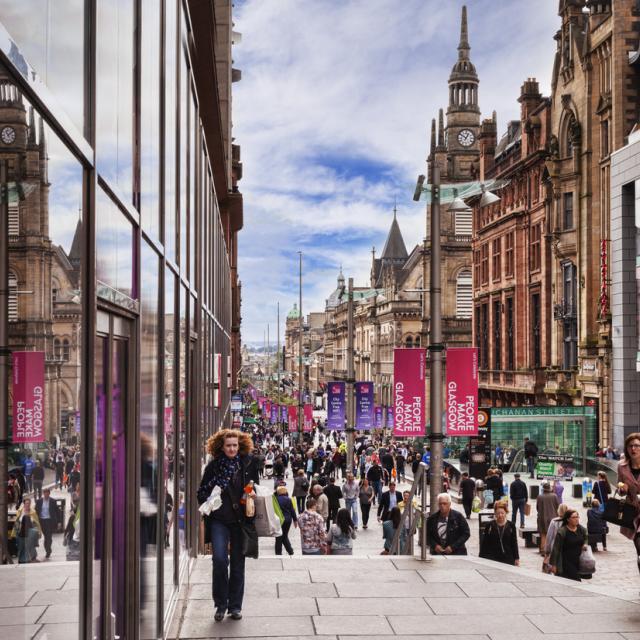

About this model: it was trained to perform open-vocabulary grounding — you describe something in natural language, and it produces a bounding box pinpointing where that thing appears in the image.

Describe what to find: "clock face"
[1,126,16,145]
[457,129,475,147]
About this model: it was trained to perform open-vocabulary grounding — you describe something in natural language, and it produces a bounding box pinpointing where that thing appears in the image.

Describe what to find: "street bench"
[518,526,539,548]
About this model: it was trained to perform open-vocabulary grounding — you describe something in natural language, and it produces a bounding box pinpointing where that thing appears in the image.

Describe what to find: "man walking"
[24,453,35,494]
[342,472,359,529]
[32,460,45,500]
[509,472,528,528]
[35,488,61,559]
[377,481,403,523]
[459,472,476,519]
[323,477,343,532]
[425,493,470,555]
[524,437,538,479]
[366,460,384,504]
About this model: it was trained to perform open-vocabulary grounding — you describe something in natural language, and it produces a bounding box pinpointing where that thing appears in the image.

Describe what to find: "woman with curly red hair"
[197,429,259,621]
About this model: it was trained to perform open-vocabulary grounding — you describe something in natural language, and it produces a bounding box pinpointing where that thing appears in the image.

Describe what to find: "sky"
[233,0,561,344]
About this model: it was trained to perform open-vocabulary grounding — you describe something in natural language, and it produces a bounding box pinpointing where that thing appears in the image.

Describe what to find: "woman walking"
[274,486,297,556]
[593,470,611,506]
[550,509,588,581]
[479,502,519,566]
[326,508,356,555]
[617,432,640,577]
[359,478,374,529]
[12,497,42,563]
[197,429,259,622]
[292,469,309,513]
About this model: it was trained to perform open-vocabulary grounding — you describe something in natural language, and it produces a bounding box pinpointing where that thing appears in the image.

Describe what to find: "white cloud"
[234,0,559,342]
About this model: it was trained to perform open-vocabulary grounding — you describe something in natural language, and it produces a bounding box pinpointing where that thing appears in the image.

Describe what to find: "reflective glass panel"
[1,66,83,638]
[179,53,188,272]
[164,0,178,262]
[96,0,134,202]
[0,0,85,134]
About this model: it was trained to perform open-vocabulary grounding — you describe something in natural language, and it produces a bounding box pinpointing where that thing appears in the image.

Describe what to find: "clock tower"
[444,5,480,182]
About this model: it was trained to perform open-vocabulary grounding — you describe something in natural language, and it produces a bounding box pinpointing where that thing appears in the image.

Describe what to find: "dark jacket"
[292,475,310,497]
[550,524,587,576]
[485,474,503,500]
[197,455,259,544]
[587,508,607,536]
[524,441,538,459]
[426,509,470,555]
[509,479,528,501]
[377,490,403,521]
[479,520,519,565]
[35,496,61,523]
[366,464,384,483]
[276,494,298,524]
[460,478,476,501]
[323,484,343,510]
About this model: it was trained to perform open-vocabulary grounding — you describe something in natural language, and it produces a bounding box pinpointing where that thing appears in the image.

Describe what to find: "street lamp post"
[413,141,503,514]
[346,277,355,473]
[297,251,303,440]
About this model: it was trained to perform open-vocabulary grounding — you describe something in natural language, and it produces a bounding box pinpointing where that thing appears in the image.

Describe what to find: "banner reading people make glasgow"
[12,351,45,443]
[393,348,425,438]
[327,381,346,430]
[445,347,478,436]
[287,405,297,431]
[355,382,374,430]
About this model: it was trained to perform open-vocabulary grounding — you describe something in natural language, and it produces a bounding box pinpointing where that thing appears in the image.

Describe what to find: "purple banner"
[386,406,394,430]
[270,403,279,425]
[327,381,346,430]
[374,405,383,429]
[280,404,288,423]
[355,382,374,430]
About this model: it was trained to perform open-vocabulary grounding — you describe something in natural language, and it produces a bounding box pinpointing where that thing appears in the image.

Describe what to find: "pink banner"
[445,347,478,436]
[303,404,313,432]
[12,351,45,443]
[287,405,298,432]
[164,407,173,434]
[393,348,426,438]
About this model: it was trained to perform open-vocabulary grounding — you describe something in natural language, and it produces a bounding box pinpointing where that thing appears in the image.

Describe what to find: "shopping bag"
[524,503,532,516]
[483,489,494,507]
[471,496,481,513]
[578,546,596,574]
[253,487,283,537]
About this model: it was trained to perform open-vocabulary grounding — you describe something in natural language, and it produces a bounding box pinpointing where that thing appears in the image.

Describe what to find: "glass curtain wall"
[0,0,235,636]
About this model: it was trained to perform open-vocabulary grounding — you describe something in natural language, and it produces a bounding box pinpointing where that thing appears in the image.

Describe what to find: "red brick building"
[473,79,553,406]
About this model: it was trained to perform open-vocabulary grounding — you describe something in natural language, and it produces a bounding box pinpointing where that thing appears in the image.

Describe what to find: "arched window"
[54,338,62,359]
[414,336,421,348]
[405,336,413,348]
[456,270,473,319]
[62,339,70,361]
[8,271,17,322]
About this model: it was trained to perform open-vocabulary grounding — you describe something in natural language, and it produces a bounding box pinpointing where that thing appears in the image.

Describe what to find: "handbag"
[239,521,259,559]
[524,503,532,516]
[601,491,637,529]
[578,545,596,574]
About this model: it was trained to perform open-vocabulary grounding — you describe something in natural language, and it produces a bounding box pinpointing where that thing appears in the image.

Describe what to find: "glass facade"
[0,2,241,638]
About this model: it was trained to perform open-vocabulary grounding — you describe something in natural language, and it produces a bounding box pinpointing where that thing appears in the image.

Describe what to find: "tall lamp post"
[346,277,355,473]
[413,131,503,513]
[297,251,303,440]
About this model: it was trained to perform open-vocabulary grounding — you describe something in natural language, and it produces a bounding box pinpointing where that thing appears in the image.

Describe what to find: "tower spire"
[437,108,445,148]
[458,5,470,58]
[430,118,436,156]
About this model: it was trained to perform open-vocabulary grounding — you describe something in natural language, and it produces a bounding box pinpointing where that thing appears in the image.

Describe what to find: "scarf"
[212,455,241,492]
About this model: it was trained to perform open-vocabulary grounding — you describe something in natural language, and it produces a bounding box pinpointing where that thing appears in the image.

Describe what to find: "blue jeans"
[526,457,535,477]
[372,480,383,503]
[210,519,245,612]
[511,499,526,527]
[345,498,358,527]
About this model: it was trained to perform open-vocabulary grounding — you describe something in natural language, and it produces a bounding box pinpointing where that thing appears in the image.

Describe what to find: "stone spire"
[430,118,436,157]
[458,5,470,58]
[380,210,408,261]
[437,108,445,149]
[28,106,36,144]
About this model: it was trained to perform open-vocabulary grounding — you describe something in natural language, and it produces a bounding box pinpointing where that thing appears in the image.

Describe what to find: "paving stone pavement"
[169,554,640,639]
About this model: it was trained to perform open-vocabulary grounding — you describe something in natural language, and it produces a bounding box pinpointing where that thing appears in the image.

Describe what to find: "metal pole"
[346,277,355,473]
[267,323,270,395]
[0,161,10,564]
[429,163,443,513]
[277,302,283,441]
[298,251,303,439]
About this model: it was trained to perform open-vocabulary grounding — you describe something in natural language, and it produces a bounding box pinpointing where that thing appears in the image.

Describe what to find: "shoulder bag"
[601,490,637,529]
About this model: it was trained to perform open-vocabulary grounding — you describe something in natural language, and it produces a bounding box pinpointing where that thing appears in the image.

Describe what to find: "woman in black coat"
[197,429,259,621]
[479,501,520,566]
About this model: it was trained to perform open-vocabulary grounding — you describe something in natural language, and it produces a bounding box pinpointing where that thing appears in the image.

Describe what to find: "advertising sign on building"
[445,347,478,436]
[393,348,426,437]
[12,351,45,443]
[303,404,313,432]
[280,405,288,424]
[536,454,575,480]
[287,405,298,432]
[327,381,346,430]
[355,382,374,430]
[231,394,243,413]
[374,405,383,429]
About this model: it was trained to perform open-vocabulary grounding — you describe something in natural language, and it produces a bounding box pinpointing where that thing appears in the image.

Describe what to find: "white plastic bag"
[253,485,282,537]
[578,545,596,574]
[199,485,222,516]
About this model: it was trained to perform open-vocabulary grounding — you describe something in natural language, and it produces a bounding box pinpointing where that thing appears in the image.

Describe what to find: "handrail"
[389,462,429,559]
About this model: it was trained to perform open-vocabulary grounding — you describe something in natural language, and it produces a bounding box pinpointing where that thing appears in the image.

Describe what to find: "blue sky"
[233,0,560,344]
